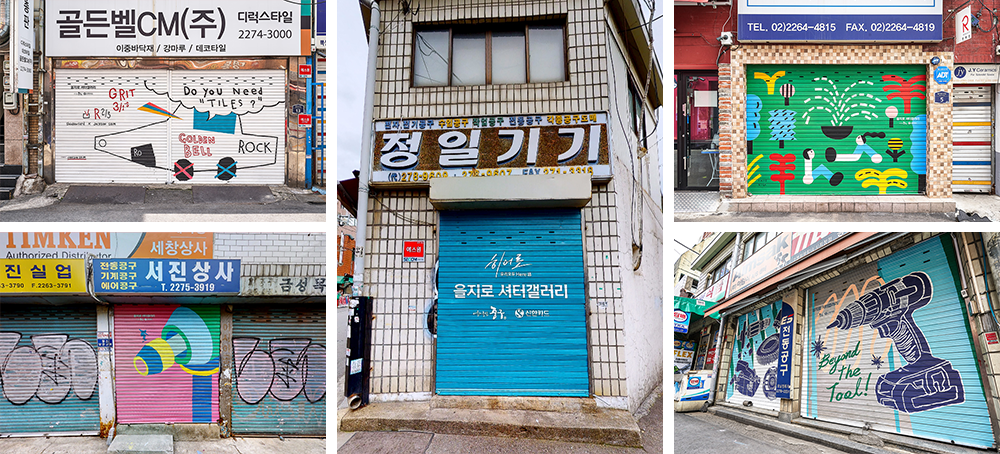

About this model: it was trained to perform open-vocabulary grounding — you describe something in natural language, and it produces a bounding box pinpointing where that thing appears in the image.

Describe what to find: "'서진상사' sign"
[45,0,310,57]
[93,258,240,294]
[0,259,87,294]
[372,112,610,184]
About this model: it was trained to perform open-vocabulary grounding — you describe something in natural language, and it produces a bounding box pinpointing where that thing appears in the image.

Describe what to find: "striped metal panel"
[436,209,589,396]
[724,299,782,412]
[114,304,220,424]
[54,69,286,184]
[746,65,926,195]
[952,85,992,193]
[803,236,994,448]
[0,305,99,435]
[232,305,325,435]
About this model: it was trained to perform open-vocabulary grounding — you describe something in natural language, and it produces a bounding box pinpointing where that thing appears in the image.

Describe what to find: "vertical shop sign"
[11,0,33,93]
[776,302,794,398]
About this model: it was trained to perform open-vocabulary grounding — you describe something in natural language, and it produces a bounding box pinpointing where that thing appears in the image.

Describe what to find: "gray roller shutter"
[952,85,993,193]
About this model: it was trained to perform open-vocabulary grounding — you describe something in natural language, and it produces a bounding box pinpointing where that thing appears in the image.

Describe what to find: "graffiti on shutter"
[233,337,326,404]
[0,333,97,405]
[726,299,791,411]
[746,65,926,195]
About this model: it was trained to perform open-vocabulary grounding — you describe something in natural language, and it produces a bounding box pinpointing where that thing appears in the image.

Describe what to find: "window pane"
[414,30,450,87]
[452,32,486,86]
[491,31,526,84]
[528,26,564,82]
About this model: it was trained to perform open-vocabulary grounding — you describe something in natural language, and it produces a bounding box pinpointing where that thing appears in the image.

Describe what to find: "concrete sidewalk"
[0,436,326,454]
[708,404,988,454]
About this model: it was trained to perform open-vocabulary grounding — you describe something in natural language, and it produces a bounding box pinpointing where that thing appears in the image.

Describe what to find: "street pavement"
[0,184,325,222]
[337,391,664,454]
[0,436,326,454]
[675,411,849,454]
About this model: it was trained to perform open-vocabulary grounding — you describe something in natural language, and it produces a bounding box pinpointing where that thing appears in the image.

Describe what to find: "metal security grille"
[54,69,286,184]
[745,65,926,195]
[232,305,325,435]
[436,209,589,396]
[804,236,994,448]
[114,304,221,424]
[0,305,99,435]
[724,299,783,412]
[952,85,992,193]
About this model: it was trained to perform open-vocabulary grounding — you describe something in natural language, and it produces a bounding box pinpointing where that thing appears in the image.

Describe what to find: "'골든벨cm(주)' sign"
[738,0,942,42]
[371,112,611,184]
[93,258,240,294]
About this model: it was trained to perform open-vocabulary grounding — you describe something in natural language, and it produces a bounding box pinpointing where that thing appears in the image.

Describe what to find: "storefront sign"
[46,0,309,57]
[3,232,213,259]
[371,112,611,184]
[0,258,87,293]
[953,65,1000,84]
[240,276,326,296]
[674,310,691,333]
[11,0,34,93]
[93,258,240,294]
[695,273,729,302]
[776,302,795,399]
[403,241,425,262]
[738,0,942,42]
[730,232,848,297]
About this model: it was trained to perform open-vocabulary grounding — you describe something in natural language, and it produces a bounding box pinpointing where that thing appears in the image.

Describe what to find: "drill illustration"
[826,271,964,413]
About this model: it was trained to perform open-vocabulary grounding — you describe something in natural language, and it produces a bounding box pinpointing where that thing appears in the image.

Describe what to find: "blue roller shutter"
[232,305,325,435]
[1,305,99,435]
[437,209,589,396]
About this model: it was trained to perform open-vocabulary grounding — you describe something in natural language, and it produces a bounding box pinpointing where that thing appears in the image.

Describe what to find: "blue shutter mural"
[1,305,100,435]
[805,235,994,448]
[437,209,589,396]
[725,299,790,412]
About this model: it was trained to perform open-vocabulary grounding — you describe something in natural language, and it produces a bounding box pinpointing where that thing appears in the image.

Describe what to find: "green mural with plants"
[745,65,927,195]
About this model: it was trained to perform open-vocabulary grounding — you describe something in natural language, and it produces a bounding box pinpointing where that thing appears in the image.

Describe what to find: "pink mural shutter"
[114,304,220,424]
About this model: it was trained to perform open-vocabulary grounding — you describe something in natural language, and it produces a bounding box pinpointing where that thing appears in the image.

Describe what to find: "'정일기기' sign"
[0,259,86,294]
[93,258,240,294]
[372,113,611,184]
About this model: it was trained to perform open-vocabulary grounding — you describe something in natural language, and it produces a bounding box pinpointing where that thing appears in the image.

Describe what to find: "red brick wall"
[675,4,736,70]
[338,232,355,278]
[924,0,999,63]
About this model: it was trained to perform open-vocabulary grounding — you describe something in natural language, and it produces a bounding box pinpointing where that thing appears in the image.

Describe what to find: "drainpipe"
[353,0,380,297]
[706,312,727,407]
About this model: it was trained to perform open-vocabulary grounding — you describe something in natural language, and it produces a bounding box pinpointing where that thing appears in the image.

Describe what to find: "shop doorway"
[676,73,720,190]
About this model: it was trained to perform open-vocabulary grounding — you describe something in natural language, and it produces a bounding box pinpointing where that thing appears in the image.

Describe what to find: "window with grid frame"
[413,22,567,87]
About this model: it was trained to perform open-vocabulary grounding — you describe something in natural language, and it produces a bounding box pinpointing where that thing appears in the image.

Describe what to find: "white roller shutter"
[54,69,286,185]
[952,85,993,193]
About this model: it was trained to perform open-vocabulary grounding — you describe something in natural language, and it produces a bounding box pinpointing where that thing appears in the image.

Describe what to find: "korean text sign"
[738,0,942,42]
[372,112,611,184]
[0,259,86,294]
[93,258,240,294]
[46,0,309,57]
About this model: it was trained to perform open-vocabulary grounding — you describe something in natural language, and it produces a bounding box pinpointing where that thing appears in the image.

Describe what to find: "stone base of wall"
[727,195,955,213]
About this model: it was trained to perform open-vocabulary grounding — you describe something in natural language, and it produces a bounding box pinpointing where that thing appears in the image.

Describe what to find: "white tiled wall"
[214,233,326,277]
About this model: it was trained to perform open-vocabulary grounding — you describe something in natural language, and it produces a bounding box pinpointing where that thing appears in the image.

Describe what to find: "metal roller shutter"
[1,304,99,435]
[725,299,783,412]
[746,65,926,195]
[952,85,993,193]
[803,236,994,448]
[232,305,325,435]
[436,209,589,396]
[114,304,220,424]
[54,69,286,184]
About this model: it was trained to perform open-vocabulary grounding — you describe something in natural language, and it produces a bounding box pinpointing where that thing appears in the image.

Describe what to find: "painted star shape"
[810,339,827,358]
[871,354,884,370]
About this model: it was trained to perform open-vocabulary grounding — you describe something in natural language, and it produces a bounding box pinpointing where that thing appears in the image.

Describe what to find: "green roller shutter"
[746,65,926,195]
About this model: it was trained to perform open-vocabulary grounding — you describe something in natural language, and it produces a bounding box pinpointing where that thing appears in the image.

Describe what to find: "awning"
[673,296,721,319]
[337,276,353,285]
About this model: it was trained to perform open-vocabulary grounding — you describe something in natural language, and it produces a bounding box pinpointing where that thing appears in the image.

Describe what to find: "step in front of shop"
[0,165,21,200]
[729,195,955,213]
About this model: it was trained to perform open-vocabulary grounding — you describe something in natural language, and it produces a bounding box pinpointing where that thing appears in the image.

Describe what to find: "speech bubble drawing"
[144,73,284,119]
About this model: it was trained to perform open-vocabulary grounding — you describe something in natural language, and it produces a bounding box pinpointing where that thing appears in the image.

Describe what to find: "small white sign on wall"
[957,6,973,44]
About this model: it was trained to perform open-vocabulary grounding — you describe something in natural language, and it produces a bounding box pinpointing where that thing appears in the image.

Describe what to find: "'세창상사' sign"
[45,0,310,57]
[372,112,610,184]
[93,258,240,294]
[0,259,87,294]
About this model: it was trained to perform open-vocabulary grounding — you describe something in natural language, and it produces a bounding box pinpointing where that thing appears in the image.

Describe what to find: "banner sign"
[729,232,848,297]
[94,258,239,294]
[776,302,795,399]
[11,0,34,93]
[738,0,942,42]
[372,112,611,184]
[1,259,87,294]
[45,0,310,57]
[4,232,213,260]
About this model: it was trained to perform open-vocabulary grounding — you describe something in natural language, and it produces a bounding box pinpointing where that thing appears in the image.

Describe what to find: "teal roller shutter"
[232,305,325,435]
[1,305,99,435]
[746,65,926,195]
[437,209,589,396]
[804,236,994,448]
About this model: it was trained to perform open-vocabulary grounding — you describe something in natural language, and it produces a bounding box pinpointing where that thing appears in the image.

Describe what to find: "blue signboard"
[674,310,691,333]
[776,302,795,399]
[739,0,942,42]
[93,259,240,294]
[933,66,952,84]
